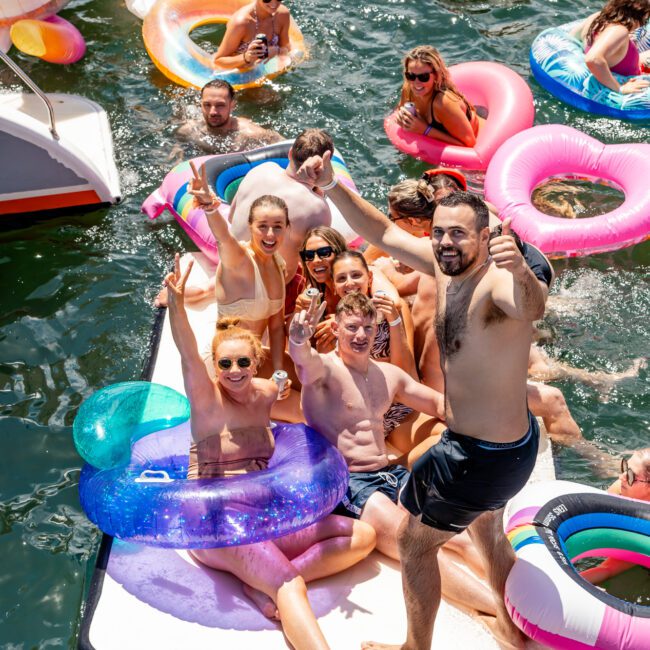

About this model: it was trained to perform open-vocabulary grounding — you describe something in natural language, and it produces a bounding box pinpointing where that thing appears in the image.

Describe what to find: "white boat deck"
[0,91,120,204]
[82,253,554,650]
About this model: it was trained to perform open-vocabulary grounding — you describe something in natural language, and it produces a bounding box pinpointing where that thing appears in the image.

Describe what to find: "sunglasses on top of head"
[405,71,432,83]
[300,246,334,262]
[217,357,252,370]
[621,457,650,486]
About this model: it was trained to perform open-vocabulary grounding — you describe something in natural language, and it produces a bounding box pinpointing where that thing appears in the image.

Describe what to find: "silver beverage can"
[374,290,388,323]
[272,370,288,397]
[403,102,417,115]
[306,287,321,305]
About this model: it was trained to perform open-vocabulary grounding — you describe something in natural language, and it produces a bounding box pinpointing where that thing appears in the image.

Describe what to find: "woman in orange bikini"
[165,253,375,650]
[395,45,484,148]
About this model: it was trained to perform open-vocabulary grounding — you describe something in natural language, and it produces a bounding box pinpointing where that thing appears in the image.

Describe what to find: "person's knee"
[398,515,448,557]
[276,574,308,603]
[352,520,377,554]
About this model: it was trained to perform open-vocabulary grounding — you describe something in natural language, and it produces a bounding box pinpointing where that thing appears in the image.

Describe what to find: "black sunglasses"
[263,0,283,3]
[300,246,334,262]
[405,71,432,83]
[217,357,252,370]
[621,457,650,486]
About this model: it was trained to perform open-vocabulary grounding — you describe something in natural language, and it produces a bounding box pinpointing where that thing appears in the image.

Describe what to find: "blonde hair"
[211,317,264,364]
[388,179,435,220]
[400,45,473,111]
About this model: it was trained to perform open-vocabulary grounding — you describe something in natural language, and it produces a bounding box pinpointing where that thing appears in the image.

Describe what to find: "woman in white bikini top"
[188,161,288,375]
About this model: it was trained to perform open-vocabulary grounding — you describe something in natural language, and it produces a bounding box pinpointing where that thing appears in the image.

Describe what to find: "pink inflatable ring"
[484,125,650,258]
[384,61,534,170]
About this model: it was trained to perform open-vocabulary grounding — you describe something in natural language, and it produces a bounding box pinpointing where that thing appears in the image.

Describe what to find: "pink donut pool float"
[484,125,650,258]
[384,61,534,170]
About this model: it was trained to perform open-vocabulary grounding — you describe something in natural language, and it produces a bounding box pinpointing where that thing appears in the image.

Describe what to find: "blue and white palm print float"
[530,20,650,120]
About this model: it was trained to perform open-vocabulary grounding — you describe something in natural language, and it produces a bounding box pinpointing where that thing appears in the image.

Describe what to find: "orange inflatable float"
[142,0,306,89]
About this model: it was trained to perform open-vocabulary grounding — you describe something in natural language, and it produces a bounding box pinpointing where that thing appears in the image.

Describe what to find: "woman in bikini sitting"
[213,0,291,70]
[573,0,650,94]
[165,255,375,650]
[395,45,485,148]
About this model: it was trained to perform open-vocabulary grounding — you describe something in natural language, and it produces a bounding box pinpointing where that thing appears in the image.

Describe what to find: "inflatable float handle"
[135,469,174,483]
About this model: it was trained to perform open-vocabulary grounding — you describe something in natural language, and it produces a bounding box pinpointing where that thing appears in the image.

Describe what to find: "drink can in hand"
[374,290,389,323]
[306,287,320,306]
[272,370,288,397]
[403,102,417,116]
[255,33,268,57]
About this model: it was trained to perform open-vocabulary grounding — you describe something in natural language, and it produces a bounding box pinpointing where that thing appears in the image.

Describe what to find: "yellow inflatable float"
[142,0,307,90]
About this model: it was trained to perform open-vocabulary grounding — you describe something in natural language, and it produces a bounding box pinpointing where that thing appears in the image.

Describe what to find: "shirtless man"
[229,128,333,281]
[175,79,282,155]
[288,294,500,620]
[295,150,547,649]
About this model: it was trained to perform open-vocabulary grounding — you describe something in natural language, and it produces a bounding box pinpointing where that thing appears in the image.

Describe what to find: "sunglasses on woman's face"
[217,357,252,370]
[621,457,650,486]
[262,0,283,3]
[300,245,334,262]
[405,71,432,83]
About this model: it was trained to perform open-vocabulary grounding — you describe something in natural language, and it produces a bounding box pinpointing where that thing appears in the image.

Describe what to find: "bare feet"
[360,643,402,650]
[243,584,279,620]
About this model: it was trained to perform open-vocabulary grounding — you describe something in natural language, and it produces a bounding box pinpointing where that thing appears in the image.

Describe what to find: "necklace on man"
[446,257,491,295]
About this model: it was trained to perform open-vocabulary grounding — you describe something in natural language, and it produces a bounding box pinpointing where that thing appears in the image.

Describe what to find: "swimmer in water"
[175,79,282,156]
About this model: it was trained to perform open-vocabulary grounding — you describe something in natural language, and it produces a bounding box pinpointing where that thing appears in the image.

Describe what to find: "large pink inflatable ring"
[384,61,534,170]
[484,125,650,258]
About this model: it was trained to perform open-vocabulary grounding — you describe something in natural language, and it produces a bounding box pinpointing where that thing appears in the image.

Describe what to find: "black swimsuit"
[427,91,473,136]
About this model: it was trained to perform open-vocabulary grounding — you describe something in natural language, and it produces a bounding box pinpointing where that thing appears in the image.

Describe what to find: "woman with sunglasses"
[396,45,484,148]
[573,0,650,94]
[581,449,650,585]
[293,227,399,351]
[164,254,376,649]
[213,0,291,70]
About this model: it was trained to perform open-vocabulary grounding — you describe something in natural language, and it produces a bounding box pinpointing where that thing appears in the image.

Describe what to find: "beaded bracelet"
[423,125,432,137]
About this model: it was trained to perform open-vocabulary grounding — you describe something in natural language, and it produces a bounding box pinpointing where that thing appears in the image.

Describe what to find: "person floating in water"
[175,79,282,155]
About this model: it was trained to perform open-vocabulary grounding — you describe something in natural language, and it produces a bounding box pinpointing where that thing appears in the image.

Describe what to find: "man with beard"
[295,151,546,650]
[176,80,282,155]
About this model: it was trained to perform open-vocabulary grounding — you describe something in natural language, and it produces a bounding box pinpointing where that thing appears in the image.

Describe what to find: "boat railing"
[0,50,59,140]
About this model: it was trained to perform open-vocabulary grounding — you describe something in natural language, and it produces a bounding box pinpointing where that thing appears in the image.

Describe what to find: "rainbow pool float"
[142,141,363,262]
[504,480,650,650]
[0,0,85,64]
[142,0,306,89]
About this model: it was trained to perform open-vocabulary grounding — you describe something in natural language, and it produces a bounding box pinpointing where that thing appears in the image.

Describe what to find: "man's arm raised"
[288,300,328,386]
[488,219,546,322]
[296,151,435,276]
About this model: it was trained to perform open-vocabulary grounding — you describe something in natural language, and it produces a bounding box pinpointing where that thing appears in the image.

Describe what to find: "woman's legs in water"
[190,542,330,650]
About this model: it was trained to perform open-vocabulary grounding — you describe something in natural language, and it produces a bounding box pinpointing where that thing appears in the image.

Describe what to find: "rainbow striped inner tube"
[504,480,650,650]
[530,19,650,120]
[142,140,361,263]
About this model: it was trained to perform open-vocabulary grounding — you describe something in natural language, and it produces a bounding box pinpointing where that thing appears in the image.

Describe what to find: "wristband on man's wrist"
[320,177,338,192]
[388,315,402,327]
[423,125,432,137]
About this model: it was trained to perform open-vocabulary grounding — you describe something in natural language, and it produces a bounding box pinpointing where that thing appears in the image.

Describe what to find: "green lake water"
[0,0,648,646]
